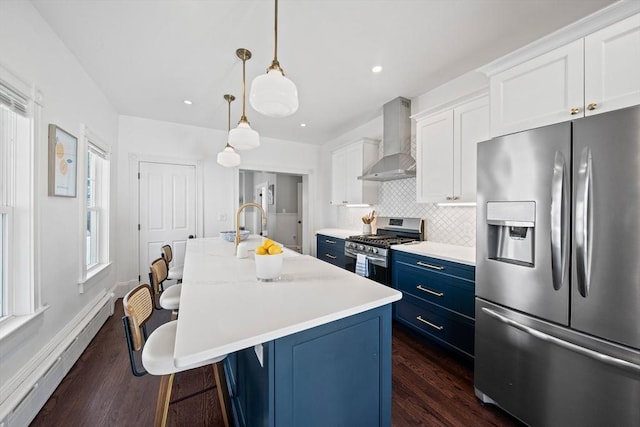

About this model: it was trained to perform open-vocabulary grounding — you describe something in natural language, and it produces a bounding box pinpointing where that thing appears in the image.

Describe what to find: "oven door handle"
[344,249,386,266]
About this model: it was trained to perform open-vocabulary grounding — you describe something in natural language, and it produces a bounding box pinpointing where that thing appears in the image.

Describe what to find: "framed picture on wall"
[48,124,78,197]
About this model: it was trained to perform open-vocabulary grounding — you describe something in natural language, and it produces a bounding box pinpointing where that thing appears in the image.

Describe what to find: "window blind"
[0,80,28,116]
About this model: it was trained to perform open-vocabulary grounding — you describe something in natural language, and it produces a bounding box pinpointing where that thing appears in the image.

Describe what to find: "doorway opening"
[239,170,303,253]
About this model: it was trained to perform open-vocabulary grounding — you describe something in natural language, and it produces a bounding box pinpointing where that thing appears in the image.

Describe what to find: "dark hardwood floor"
[31,300,522,427]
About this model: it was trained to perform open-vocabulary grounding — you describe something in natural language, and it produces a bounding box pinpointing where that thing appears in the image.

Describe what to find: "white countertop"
[316,228,358,239]
[173,237,401,368]
[392,241,476,266]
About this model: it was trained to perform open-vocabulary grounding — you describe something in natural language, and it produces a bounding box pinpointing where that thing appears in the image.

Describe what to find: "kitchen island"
[174,237,402,427]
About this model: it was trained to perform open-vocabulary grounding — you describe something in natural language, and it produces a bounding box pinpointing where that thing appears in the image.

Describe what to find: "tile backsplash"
[336,178,476,247]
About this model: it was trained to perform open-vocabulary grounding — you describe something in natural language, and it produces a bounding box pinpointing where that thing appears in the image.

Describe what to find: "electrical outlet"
[218,213,227,221]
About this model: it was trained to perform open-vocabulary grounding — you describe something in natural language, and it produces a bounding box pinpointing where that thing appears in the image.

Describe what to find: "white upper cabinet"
[454,97,490,203]
[584,13,640,116]
[416,109,454,203]
[330,138,379,205]
[416,96,489,204]
[490,13,640,137]
[490,39,584,137]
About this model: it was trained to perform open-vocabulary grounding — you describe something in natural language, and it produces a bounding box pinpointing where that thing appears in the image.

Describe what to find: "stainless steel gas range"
[344,217,424,285]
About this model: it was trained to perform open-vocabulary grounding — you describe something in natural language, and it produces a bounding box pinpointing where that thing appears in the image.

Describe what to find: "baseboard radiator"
[0,291,114,427]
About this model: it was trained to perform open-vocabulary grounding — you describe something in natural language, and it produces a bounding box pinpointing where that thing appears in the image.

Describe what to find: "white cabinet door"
[344,143,364,204]
[490,39,584,137]
[330,148,347,205]
[585,13,640,116]
[416,109,454,203]
[454,96,490,203]
[330,139,379,205]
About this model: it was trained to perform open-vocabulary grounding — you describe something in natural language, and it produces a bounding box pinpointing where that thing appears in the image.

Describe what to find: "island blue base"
[224,305,393,427]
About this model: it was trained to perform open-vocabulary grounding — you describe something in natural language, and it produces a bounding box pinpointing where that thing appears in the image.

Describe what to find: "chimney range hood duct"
[358,97,415,181]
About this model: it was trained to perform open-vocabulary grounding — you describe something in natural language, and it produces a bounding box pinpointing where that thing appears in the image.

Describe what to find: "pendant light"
[249,0,299,118]
[217,94,241,168]
[228,48,260,151]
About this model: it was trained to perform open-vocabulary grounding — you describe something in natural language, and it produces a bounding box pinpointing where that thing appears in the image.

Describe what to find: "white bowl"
[255,253,283,281]
[219,230,250,242]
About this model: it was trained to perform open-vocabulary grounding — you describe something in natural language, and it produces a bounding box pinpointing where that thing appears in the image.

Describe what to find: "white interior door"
[138,162,196,283]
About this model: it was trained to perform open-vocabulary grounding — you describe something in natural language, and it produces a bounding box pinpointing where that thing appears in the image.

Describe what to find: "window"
[0,71,37,323]
[80,129,110,290]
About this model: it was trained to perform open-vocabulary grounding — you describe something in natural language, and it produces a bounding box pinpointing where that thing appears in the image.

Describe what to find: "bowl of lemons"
[254,238,284,281]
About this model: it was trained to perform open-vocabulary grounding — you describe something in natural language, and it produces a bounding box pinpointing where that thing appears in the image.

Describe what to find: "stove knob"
[358,245,364,251]
[371,248,378,254]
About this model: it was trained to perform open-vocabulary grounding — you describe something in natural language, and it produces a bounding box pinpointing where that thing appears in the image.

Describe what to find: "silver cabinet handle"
[416,261,444,271]
[324,239,336,244]
[575,147,593,297]
[416,285,444,297]
[324,254,337,259]
[550,151,568,291]
[482,307,640,375]
[416,316,444,331]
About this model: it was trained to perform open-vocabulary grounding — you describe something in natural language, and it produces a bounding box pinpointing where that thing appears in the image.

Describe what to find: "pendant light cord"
[235,49,252,124]
[225,94,234,148]
[269,0,283,73]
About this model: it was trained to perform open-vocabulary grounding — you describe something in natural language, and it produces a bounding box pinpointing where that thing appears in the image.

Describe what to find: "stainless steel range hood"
[358,97,415,181]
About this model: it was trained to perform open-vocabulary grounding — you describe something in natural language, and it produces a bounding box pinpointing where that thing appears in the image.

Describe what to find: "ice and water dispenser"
[486,201,536,267]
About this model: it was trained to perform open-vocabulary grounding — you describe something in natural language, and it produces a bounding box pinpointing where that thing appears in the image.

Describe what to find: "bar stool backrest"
[161,245,173,264]
[123,284,154,351]
[149,257,168,294]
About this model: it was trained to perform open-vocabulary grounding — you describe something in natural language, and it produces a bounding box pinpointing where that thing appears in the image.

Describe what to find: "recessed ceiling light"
[371,65,383,73]
[183,99,193,105]
[300,123,307,127]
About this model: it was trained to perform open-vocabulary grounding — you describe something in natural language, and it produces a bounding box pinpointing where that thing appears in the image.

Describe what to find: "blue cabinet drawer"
[395,295,475,358]
[316,235,345,268]
[394,262,474,318]
[393,250,475,281]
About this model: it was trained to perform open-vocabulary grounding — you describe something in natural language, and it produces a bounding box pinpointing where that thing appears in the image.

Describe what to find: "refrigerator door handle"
[576,147,593,297]
[481,308,640,375]
[550,151,568,290]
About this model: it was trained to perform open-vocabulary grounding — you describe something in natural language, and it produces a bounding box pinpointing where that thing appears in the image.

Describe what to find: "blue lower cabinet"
[392,250,476,358]
[225,305,393,427]
[316,234,346,268]
[396,294,475,358]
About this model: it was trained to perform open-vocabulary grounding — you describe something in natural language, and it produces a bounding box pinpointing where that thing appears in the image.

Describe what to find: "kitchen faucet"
[235,202,267,255]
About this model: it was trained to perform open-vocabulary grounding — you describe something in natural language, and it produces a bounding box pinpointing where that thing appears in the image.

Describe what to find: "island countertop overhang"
[173,237,402,368]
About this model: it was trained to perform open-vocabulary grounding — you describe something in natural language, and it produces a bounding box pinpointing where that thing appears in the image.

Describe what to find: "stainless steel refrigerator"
[475,105,640,426]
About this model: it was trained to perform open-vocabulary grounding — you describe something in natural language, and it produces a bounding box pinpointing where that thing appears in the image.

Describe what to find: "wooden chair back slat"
[123,284,154,351]
[161,245,173,263]
[150,257,168,294]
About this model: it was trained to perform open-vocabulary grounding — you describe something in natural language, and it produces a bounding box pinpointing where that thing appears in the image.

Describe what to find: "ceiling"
[31,0,615,145]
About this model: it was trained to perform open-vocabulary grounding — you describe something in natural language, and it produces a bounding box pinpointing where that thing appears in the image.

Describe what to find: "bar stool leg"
[213,362,232,427]
[154,373,175,427]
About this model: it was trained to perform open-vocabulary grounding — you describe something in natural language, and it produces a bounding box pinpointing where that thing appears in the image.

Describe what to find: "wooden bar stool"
[150,257,181,317]
[161,244,184,283]
[122,284,232,427]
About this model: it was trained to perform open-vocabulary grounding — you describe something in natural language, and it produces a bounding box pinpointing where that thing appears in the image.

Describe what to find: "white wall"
[117,116,322,287]
[0,0,119,414]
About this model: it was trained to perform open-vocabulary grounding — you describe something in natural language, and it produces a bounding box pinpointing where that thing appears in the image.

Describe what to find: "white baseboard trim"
[112,279,139,299]
[0,288,114,425]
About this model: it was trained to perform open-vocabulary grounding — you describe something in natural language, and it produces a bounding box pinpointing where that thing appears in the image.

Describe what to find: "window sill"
[78,261,112,294]
[0,305,50,343]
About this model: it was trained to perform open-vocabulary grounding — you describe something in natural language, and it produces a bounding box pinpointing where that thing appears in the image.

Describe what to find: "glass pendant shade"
[217,145,240,167]
[250,69,299,117]
[228,121,259,151]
